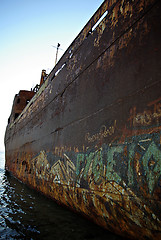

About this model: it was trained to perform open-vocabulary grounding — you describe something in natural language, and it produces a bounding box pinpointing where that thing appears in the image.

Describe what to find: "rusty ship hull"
[4,0,161,239]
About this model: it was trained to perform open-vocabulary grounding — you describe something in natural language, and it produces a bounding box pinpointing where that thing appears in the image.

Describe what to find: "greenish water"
[0,152,124,240]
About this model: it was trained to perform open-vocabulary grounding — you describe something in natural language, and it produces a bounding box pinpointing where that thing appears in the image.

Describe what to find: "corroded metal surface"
[5,0,161,239]
[8,90,35,124]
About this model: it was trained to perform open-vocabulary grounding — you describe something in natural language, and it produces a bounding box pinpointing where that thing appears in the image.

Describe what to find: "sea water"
[0,152,124,240]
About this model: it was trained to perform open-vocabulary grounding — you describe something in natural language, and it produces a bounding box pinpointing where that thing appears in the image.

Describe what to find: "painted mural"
[31,97,161,197]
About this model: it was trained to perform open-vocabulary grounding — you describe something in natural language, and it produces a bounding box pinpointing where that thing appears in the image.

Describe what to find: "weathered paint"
[4,0,161,239]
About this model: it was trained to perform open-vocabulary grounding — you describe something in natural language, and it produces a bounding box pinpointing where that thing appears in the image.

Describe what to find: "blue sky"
[0,0,104,152]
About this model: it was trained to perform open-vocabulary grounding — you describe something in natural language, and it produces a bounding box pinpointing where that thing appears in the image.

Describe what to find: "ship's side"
[4,1,161,239]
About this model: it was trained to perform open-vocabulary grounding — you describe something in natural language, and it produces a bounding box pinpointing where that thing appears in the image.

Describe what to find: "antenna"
[52,43,63,65]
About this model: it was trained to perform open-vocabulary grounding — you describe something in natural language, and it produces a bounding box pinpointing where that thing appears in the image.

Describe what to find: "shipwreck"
[5,0,161,239]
